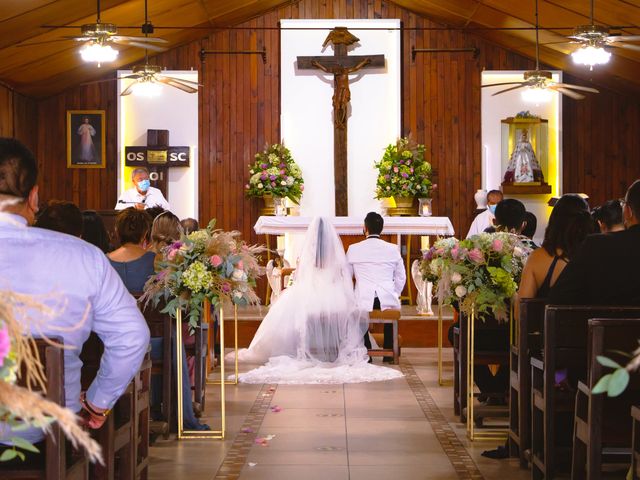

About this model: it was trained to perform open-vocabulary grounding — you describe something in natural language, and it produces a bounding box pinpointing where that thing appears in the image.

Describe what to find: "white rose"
[258,183,264,189]
[455,285,467,298]
[281,181,287,186]
[451,272,462,284]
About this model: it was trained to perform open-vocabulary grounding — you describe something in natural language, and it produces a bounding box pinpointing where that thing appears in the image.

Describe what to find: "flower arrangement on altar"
[420,232,533,321]
[0,291,101,463]
[374,137,433,199]
[141,220,266,329]
[245,143,304,204]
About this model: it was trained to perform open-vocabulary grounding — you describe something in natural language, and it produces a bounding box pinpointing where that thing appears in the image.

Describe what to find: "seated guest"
[485,199,537,250]
[550,180,640,305]
[151,210,183,254]
[34,200,83,237]
[518,194,593,300]
[522,211,538,241]
[592,199,624,233]
[181,217,199,235]
[148,209,208,430]
[467,189,503,238]
[82,210,111,253]
[107,208,155,293]
[115,167,169,211]
[0,138,149,446]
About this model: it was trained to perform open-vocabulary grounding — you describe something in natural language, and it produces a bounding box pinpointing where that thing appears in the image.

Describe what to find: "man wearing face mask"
[466,189,503,238]
[115,167,170,210]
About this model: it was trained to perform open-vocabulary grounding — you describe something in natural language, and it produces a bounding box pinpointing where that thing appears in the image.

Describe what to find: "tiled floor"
[148,348,530,480]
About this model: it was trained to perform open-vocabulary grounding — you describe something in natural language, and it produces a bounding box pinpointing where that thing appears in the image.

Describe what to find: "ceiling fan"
[555,0,640,68]
[482,0,599,100]
[85,0,199,96]
[18,0,168,65]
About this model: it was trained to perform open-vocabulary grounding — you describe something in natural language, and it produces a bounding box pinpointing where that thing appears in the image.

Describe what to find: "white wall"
[481,71,563,244]
[280,19,401,217]
[117,70,199,220]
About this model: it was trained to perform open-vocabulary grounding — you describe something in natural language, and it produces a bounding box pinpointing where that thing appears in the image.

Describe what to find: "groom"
[347,212,406,362]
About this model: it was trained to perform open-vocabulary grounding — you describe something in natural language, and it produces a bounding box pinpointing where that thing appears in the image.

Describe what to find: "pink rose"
[237,260,244,270]
[300,185,304,191]
[451,245,459,260]
[210,255,223,267]
[0,324,10,366]
[492,239,503,252]
[167,249,178,261]
[393,167,399,173]
[221,282,231,293]
[468,248,484,264]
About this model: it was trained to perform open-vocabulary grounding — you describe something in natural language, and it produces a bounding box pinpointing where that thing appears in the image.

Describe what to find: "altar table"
[254,216,455,304]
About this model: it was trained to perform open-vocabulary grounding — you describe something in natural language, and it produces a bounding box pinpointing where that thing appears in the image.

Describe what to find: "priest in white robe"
[115,167,170,210]
[466,189,503,238]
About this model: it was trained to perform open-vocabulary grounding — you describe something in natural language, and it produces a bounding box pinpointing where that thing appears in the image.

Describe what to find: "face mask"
[488,204,497,214]
[137,179,150,192]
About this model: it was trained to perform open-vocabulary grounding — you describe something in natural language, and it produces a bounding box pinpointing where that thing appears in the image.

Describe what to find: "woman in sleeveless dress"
[518,194,594,300]
[233,217,403,384]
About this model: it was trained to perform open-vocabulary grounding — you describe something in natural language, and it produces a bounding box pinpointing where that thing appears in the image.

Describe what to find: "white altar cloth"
[253,216,455,236]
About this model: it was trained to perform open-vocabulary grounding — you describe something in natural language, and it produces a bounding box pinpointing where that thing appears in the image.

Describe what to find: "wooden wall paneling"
[0,84,13,137]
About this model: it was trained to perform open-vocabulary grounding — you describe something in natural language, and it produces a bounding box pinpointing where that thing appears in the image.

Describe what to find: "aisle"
[148,349,529,480]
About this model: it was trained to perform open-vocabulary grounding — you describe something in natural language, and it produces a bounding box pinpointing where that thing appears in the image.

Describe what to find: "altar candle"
[421,236,430,251]
[276,235,285,251]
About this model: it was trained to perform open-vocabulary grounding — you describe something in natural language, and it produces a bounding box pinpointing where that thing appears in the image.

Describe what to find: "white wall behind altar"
[280,19,401,218]
[481,71,563,244]
[117,70,198,220]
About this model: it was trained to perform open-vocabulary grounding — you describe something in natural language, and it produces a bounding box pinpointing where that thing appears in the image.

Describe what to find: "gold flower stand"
[207,303,239,385]
[465,306,510,441]
[176,306,226,439]
[437,303,452,386]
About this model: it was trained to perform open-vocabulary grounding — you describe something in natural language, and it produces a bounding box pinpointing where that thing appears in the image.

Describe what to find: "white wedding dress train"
[230,218,403,385]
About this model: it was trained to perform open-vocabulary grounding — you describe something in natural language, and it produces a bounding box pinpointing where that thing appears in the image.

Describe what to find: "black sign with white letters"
[124,146,190,167]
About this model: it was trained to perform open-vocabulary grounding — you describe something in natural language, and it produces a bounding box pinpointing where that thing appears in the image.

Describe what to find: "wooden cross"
[297,27,385,216]
[124,129,190,199]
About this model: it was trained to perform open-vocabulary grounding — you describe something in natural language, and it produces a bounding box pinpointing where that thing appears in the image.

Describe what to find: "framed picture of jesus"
[67,110,106,168]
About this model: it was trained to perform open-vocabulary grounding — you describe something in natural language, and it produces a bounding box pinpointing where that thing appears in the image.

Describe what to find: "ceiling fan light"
[521,86,553,104]
[571,45,611,69]
[80,43,119,66]
[131,80,162,97]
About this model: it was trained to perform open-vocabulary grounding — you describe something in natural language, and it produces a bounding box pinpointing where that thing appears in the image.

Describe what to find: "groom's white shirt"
[346,236,406,311]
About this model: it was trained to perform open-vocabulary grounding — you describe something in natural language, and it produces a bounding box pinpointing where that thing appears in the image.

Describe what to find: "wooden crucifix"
[297,27,385,216]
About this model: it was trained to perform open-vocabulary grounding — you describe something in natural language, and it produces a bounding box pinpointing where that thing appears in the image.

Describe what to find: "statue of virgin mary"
[503,130,544,184]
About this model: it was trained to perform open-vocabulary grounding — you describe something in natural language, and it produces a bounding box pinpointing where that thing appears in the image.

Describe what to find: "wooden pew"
[0,338,88,479]
[530,306,640,480]
[80,334,135,480]
[138,303,174,435]
[454,312,510,423]
[133,352,151,480]
[509,297,546,467]
[571,318,640,479]
[632,406,640,480]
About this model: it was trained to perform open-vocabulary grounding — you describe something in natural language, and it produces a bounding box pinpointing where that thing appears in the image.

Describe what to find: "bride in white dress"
[234,217,403,384]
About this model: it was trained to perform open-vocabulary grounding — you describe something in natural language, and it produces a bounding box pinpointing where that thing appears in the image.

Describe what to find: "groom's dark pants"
[363,297,394,360]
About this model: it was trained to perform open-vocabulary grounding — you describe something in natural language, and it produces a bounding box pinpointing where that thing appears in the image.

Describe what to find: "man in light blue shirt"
[0,138,150,445]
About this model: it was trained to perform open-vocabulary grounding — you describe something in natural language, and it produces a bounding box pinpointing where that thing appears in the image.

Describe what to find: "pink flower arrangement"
[210,255,223,267]
[0,324,10,366]
[468,248,484,264]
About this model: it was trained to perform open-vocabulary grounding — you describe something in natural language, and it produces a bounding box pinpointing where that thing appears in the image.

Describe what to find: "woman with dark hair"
[35,200,83,237]
[82,210,111,253]
[107,208,154,293]
[592,199,624,233]
[518,194,593,299]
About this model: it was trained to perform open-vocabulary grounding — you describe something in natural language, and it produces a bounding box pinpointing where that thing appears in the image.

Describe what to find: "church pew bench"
[367,310,400,364]
[80,333,137,480]
[509,298,546,467]
[0,338,88,480]
[133,351,152,480]
[139,302,175,436]
[530,306,640,480]
[571,318,640,480]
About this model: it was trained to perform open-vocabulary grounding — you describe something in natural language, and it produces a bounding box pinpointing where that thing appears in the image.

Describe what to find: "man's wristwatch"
[80,393,111,417]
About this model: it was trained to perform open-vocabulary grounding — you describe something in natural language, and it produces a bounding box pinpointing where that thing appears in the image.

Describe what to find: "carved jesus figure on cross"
[311,57,371,129]
[297,27,385,215]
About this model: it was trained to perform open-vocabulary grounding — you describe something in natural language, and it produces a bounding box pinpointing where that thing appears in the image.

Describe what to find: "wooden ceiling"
[1,0,639,98]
